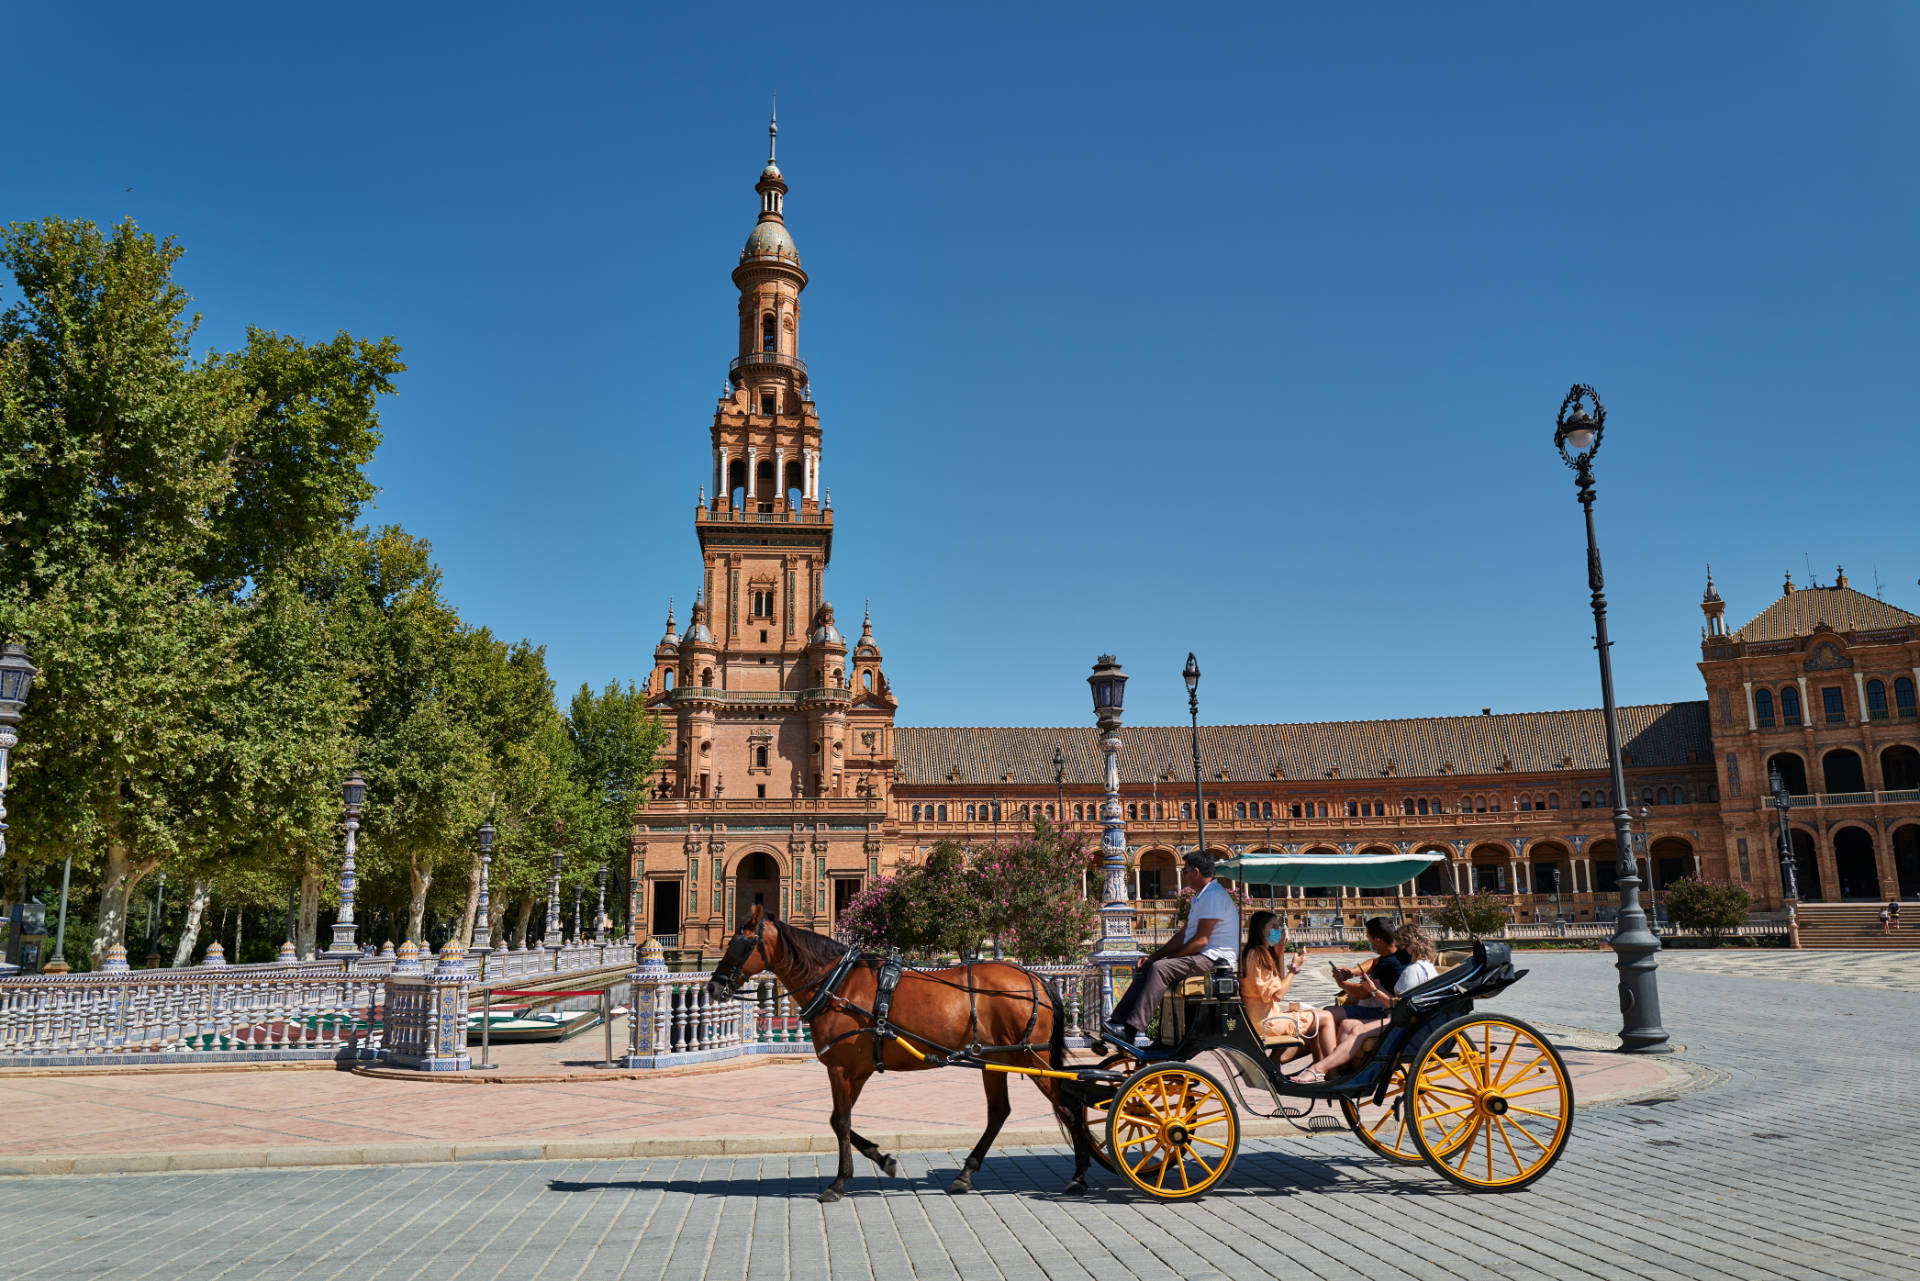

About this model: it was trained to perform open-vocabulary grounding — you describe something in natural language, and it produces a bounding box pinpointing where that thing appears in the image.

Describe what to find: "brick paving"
[2,951,1911,1279]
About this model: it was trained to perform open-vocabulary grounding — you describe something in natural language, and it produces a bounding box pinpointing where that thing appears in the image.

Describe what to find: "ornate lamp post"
[1087,655,1135,1017]
[327,771,366,956]
[1637,804,1659,934]
[1052,746,1066,827]
[1771,764,1802,948]
[470,819,496,961]
[595,866,609,944]
[1553,385,1669,1053]
[0,645,54,972]
[1184,653,1208,865]
[546,819,565,953]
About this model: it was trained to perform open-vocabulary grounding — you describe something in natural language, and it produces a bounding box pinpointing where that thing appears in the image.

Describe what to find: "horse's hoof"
[947,1176,972,1195]
[1063,1177,1087,1197]
[881,1157,900,1178]
[817,1187,844,1204]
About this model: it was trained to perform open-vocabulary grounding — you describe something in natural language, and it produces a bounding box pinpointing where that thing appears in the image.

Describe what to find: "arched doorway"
[1469,843,1510,894]
[1881,744,1920,791]
[734,851,780,927]
[1415,846,1452,896]
[1833,827,1879,900]
[1894,825,1920,900]
[1530,843,1570,920]
[1790,828,1821,901]
[1590,839,1618,895]
[1767,752,1808,796]
[1822,749,1867,795]
[1648,837,1694,891]
[1138,849,1178,900]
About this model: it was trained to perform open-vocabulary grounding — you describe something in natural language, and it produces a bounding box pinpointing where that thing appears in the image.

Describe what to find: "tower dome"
[741,105,800,266]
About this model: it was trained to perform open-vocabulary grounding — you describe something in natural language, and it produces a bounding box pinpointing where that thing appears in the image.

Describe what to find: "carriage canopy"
[1215,850,1443,889]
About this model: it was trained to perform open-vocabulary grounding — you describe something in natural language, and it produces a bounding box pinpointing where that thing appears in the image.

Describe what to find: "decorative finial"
[666,596,675,628]
[1835,564,1848,589]
[864,598,871,627]
[1783,570,1795,595]
[698,484,706,505]
[769,97,777,163]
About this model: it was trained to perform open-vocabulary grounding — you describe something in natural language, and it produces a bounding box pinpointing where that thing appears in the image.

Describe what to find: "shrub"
[1662,877,1752,944]
[1433,893,1510,936]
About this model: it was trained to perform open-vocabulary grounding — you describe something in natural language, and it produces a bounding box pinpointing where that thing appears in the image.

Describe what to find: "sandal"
[1292,1068,1327,1084]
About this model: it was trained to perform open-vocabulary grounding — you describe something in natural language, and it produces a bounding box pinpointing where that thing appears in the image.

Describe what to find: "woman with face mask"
[1239,909,1318,1063]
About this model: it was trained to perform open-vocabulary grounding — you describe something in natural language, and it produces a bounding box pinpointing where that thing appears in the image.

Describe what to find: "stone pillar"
[623,938,671,1067]
[1743,681,1756,731]
[775,446,787,508]
[1090,727,1137,1020]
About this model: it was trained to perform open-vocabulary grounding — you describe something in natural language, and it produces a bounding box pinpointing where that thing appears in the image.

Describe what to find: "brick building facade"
[630,123,1920,960]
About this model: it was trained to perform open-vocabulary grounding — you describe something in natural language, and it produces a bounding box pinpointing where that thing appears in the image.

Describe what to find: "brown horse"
[705,906,1100,1202]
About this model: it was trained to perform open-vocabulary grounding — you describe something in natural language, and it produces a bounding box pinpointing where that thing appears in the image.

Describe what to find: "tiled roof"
[1730,585,1919,643]
[895,703,1712,787]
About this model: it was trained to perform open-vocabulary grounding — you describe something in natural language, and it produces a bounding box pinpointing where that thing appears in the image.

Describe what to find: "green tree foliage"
[0,216,637,965]
[1433,892,1511,936]
[1662,877,1753,944]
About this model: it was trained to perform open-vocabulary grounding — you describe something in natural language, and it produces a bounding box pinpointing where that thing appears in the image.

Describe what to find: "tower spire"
[769,97,777,164]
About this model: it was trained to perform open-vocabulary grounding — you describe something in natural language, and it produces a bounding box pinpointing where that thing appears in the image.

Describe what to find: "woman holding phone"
[1239,910,1323,1064]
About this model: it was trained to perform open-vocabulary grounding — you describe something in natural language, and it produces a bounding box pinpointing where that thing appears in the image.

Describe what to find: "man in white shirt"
[1102,850,1239,1047]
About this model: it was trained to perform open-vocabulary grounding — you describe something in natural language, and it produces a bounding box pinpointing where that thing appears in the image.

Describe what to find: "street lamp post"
[1553,384,1669,1053]
[1052,746,1065,828]
[327,771,366,957]
[1771,765,1802,948]
[1184,654,1208,866]
[0,645,52,971]
[1637,804,1658,934]
[547,820,565,954]
[595,866,609,945]
[1087,656,1135,1018]
[470,819,495,963]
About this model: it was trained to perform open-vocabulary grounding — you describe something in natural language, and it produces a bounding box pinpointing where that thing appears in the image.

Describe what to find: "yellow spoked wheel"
[1056,1054,1130,1173]
[1106,1063,1239,1200]
[1407,1015,1573,1192]
[1343,1064,1444,1163]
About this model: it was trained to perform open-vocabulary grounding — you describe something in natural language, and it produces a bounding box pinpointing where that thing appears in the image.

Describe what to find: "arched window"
[701,668,714,687]
[911,804,922,821]
[937,805,947,821]
[1181,802,1192,820]
[1262,802,1273,819]
[1655,787,1669,805]
[1461,795,1474,814]
[1897,676,1918,719]
[754,746,768,769]
[861,669,873,691]
[1547,793,1559,810]
[1707,783,1720,802]
[966,804,976,821]
[1475,796,1488,814]
[1780,685,1801,726]
[1579,790,1591,808]
[1206,802,1218,820]
[1235,801,1247,819]
[1754,689,1775,728]
[1417,798,1430,815]
[762,312,776,352]
[1519,796,1532,811]
[1127,803,1137,820]
[1867,679,1889,720]
[663,669,674,691]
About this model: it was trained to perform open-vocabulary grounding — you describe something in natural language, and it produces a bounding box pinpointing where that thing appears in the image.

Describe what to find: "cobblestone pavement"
[4,952,1915,1281]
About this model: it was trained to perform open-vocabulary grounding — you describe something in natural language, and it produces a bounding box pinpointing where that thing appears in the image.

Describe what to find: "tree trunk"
[488,888,509,947]
[297,858,321,960]
[91,843,158,961]
[455,853,481,950]
[234,908,243,962]
[511,897,534,948]
[170,879,212,967]
[406,858,432,944]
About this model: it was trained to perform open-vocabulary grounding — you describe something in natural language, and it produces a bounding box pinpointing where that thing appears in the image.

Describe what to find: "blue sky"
[6,4,1916,729]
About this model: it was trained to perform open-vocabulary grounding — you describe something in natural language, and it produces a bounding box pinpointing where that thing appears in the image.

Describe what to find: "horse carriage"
[708,850,1573,1203]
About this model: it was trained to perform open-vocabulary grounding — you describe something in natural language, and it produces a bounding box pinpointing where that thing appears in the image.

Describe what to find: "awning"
[1215,850,1443,890]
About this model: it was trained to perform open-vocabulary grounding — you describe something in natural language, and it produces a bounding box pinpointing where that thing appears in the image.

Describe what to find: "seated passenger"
[1102,851,1239,1048]
[1238,910,1314,1062]
[1294,922,1440,1082]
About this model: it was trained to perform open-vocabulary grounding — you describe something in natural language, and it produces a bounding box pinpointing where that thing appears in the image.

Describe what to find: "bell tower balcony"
[729,350,808,388]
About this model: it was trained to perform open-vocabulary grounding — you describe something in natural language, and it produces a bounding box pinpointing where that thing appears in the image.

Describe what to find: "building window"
[1754,689,1775,729]
[1735,837,1750,881]
[1547,794,1559,810]
[1707,782,1720,801]
[759,392,775,415]
[938,805,947,821]
[1518,796,1532,812]
[1234,802,1247,819]
[966,804,976,821]
[1579,791,1591,808]
[911,804,922,821]
[1182,802,1193,820]
[762,312,776,352]
[1780,686,1801,726]
[1655,788,1668,805]
[1867,679,1889,720]
[1262,802,1273,819]
[1897,676,1918,719]
[1822,686,1845,724]
[1127,803,1138,820]
[754,746,768,769]
[1418,798,1430,815]
[1206,802,1217,820]
[1642,787,1655,805]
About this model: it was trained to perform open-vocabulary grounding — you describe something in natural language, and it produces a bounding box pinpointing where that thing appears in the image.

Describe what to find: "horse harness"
[808,953,1050,1072]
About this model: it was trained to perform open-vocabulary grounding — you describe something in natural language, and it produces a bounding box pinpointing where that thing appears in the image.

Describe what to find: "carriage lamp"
[1551,383,1668,1053]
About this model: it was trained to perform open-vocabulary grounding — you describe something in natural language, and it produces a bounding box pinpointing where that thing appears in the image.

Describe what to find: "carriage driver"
[1102,850,1239,1049]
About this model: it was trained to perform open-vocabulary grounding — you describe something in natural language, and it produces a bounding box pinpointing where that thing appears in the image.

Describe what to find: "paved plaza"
[3,951,1916,1280]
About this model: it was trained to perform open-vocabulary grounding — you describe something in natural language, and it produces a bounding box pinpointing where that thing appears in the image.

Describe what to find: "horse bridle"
[709,920,772,1000]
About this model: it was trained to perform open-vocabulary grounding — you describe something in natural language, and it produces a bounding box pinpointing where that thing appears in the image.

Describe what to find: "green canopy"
[1216,850,1442,890]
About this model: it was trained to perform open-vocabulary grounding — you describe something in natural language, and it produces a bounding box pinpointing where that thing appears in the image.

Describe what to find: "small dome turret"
[654,599,680,660]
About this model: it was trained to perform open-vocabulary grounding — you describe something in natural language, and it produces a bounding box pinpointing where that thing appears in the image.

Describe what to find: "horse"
[705,905,1102,1203]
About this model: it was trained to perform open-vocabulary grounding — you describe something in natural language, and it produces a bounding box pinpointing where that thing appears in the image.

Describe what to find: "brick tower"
[633,112,899,957]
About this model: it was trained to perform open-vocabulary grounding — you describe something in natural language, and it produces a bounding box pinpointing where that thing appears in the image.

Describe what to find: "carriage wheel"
[1055,1053,1129,1173]
[1406,1015,1573,1192]
[1341,1055,1473,1165]
[1106,1063,1239,1200]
